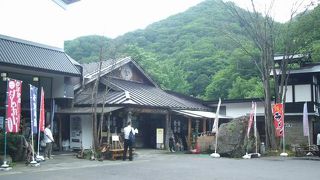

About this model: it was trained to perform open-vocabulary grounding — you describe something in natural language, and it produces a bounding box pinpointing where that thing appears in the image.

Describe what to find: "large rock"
[217,116,260,158]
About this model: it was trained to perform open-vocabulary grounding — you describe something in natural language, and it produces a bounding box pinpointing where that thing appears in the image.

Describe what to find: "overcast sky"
[0,0,315,48]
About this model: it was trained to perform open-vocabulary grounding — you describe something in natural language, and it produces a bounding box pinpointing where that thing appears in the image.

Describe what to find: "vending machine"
[70,115,82,149]
[70,115,93,150]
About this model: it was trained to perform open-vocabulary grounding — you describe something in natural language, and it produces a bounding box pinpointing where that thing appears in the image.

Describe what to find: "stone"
[216,116,260,158]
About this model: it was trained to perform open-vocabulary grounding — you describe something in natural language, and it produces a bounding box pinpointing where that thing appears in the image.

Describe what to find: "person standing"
[123,121,137,161]
[44,123,54,160]
[169,135,175,152]
[317,132,320,157]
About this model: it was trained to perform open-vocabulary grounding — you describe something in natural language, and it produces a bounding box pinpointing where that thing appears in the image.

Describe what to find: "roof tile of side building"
[0,34,80,76]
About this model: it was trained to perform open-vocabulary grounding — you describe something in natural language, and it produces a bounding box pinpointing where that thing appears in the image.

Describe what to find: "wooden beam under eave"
[165,112,170,149]
[58,115,62,151]
[188,118,192,150]
[203,119,206,132]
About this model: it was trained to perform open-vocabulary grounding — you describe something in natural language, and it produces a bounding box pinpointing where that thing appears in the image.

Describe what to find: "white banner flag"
[303,102,309,137]
[212,98,221,133]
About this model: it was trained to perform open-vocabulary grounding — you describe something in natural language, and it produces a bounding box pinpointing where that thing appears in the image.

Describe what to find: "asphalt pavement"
[0,149,319,180]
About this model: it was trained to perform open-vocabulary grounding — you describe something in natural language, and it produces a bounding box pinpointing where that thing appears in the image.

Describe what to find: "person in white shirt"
[317,133,320,157]
[44,123,54,160]
[123,121,137,161]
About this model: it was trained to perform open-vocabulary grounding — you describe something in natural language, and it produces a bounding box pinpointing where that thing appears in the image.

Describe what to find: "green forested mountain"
[64,0,320,100]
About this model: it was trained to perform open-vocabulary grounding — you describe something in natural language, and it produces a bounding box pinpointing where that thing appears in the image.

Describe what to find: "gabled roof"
[80,57,158,88]
[0,34,80,76]
[74,77,209,110]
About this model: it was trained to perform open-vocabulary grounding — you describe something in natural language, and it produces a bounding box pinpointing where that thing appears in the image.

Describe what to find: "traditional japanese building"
[56,57,220,150]
[273,55,320,146]
[0,34,81,145]
[206,54,320,148]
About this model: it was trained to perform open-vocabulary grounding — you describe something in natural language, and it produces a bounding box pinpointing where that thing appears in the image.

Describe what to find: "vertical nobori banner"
[6,79,22,133]
[273,103,284,137]
[30,85,38,134]
[39,87,45,132]
[303,102,309,137]
[246,101,255,138]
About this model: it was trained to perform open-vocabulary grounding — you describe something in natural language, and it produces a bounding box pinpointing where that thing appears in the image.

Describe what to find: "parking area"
[1,149,320,180]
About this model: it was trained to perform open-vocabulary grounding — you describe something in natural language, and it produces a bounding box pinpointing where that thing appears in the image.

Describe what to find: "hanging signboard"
[156,128,164,144]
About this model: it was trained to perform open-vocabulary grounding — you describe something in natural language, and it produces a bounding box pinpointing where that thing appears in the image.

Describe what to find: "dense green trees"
[64,0,320,100]
[64,35,112,63]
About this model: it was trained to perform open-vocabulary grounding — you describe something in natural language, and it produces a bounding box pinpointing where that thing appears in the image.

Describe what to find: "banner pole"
[280,103,288,157]
[37,115,41,156]
[211,98,221,158]
[36,87,45,161]
[254,102,258,154]
[1,78,9,169]
[29,85,38,165]
[31,124,35,162]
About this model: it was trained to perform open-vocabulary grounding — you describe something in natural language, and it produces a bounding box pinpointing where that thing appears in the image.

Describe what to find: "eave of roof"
[272,63,320,75]
[74,77,209,110]
[204,98,264,105]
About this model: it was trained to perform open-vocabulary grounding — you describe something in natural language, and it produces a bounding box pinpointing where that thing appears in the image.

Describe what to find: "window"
[295,84,311,102]
[284,86,293,102]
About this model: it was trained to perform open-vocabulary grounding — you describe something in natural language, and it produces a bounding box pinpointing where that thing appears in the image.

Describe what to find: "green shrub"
[0,134,27,162]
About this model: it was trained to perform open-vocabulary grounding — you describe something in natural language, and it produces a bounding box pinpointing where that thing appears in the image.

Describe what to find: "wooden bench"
[295,145,319,157]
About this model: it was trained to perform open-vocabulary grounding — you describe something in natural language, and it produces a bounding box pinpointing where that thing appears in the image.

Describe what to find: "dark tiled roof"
[80,57,131,87]
[0,34,80,76]
[74,77,209,110]
[82,59,119,77]
[80,57,158,88]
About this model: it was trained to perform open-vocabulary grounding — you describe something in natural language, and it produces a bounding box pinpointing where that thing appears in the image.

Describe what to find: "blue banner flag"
[30,85,38,134]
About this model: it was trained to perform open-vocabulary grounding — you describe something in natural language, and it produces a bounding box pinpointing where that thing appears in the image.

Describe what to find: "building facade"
[0,34,81,150]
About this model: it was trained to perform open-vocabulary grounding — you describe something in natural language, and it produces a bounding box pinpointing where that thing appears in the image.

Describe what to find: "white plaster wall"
[225,101,265,118]
[81,115,93,149]
[295,84,311,102]
[285,86,293,102]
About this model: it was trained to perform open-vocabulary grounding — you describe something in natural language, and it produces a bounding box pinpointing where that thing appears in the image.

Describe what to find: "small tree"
[91,40,117,151]
[91,46,103,151]
[98,43,117,146]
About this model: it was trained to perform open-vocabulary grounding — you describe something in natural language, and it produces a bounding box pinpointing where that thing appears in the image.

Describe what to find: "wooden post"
[165,112,170,149]
[58,115,62,151]
[203,119,206,133]
[188,118,192,149]
[195,120,199,144]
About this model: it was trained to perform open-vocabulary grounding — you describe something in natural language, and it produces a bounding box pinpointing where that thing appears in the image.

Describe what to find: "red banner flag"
[6,79,22,133]
[39,87,45,132]
[273,103,284,137]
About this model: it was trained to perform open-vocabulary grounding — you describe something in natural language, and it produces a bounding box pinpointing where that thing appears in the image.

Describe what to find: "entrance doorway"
[135,114,165,149]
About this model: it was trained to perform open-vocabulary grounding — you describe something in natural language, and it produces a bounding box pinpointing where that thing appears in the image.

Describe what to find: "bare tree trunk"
[97,43,117,146]
[263,76,277,149]
[91,47,104,151]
